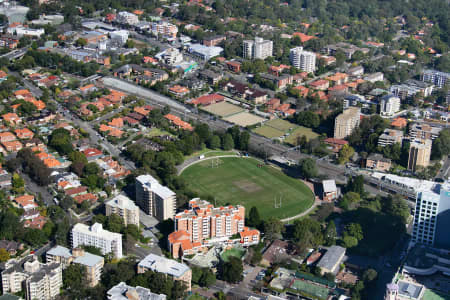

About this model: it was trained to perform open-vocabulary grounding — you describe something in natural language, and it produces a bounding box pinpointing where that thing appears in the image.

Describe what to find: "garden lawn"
[285,126,320,144]
[220,248,246,262]
[181,157,314,219]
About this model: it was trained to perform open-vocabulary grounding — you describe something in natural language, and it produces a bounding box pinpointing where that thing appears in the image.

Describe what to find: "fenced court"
[223,112,265,127]
[290,279,330,300]
[200,102,244,117]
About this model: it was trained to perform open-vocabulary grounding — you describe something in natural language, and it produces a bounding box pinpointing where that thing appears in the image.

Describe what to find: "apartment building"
[46,246,104,287]
[243,37,273,60]
[390,79,434,100]
[107,282,167,300]
[105,195,140,226]
[289,47,316,73]
[413,182,450,249]
[422,69,450,88]
[135,175,176,221]
[1,256,62,300]
[150,21,178,40]
[203,35,226,47]
[379,94,401,117]
[116,11,139,25]
[365,153,392,172]
[333,107,361,139]
[137,254,192,291]
[408,139,432,172]
[71,223,123,258]
[409,123,442,140]
[377,129,404,147]
[159,47,183,65]
[168,199,260,258]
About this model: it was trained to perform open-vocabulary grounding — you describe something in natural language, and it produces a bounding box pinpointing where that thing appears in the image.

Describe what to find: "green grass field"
[253,126,285,138]
[265,118,297,131]
[180,157,314,219]
[221,248,246,262]
[285,126,320,145]
[423,290,450,300]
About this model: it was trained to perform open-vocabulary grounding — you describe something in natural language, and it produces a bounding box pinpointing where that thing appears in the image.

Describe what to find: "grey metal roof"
[73,252,103,267]
[0,294,22,300]
[317,246,346,272]
[136,175,175,199]
[398,281,422,299]
[322,180,337,193]
[107,282,166,300]
[46,245,72,259]
[138,254,190,278]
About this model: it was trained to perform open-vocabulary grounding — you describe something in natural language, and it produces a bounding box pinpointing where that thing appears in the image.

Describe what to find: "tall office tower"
[413,182,450,249]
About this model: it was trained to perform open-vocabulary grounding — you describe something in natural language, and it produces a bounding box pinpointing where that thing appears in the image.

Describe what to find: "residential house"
[168,85,190,99]
[226,61,241,73]
[391,117,407,129]
[0,240,23,256]
[223,80,268,104]
[14,128,33,140]
[0,132,16,143]
[2,113,21,125]
[326,73,348,86]
[260,240,290,267]
[260,73,293,89]
[347,66,364,76]
[164,114,193,131]
[199,70,223,85]
[79,84,98,95]
[323,138,348,153]
[309,79,329,91]
[2,141,22,152]
[364,72,384,83]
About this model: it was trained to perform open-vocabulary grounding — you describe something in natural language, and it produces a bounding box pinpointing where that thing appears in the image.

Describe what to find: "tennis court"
[290,279,330,300]
[201,102,244,117]
[224,112,265,127]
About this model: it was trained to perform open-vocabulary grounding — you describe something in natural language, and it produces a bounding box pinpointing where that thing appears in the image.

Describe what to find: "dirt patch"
[233,180,262,193]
